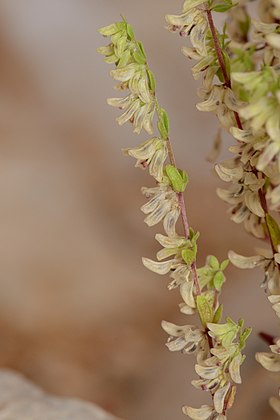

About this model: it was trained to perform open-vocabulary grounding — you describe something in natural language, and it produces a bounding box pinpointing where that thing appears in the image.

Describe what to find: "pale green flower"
[168,263,191,289]
[123,137,168,181]
[216,158,266,237]
[229,249,280,294]
[161,320,206,354]
[256,351,280,372]
[141,182,180,229]
[183,405,215,420]
[232,68,277,101]
[166,4,208,50]
[268,294,280,317]
[197,86,242,129]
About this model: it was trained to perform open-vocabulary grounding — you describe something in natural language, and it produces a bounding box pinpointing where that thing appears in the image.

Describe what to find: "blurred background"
[0,0,277,418]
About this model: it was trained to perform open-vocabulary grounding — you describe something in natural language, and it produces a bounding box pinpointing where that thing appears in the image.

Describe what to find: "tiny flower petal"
[142,257,173,275]
[183,405,214,420]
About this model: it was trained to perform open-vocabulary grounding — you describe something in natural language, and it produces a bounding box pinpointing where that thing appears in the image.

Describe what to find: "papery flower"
[140,181,180,232]
[197,86,242,129]
[168,263,191,289]
[166,5,208,54]
[166,5,219,82]
[232,68,277,102]
[179,278,197,314]
[256,338,280,372]
[216,158,266,237]
[183,404,215,420]
[229,249,280,294]
[108,94,155,134]
[107,63,156,134]
[123,137,168,181]
[238,94,280,142]
[252,20,280,58]
[161,320,207,355]
[268,294,280,317]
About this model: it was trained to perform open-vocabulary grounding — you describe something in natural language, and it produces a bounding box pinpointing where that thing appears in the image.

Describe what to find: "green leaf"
[182,248,196,265]
[213,304,223,324]
[157,108,169,139]
[165,164,189,193]
[196,295,213,327]
[220,259,229,271]
[211,0,235,13]
[209,255,219,270]
[239,327,252,350]
[213,271,225,291]
[147,69,156,92]
[265,213,280,250]
[137,41,146,59]
[126,23,135,40]
[133,50,146,64]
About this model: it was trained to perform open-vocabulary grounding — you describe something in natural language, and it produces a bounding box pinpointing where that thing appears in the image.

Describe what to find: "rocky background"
[0,0,277,419]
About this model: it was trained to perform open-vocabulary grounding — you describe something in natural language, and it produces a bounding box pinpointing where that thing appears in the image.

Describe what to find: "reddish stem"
[166,137,201,295]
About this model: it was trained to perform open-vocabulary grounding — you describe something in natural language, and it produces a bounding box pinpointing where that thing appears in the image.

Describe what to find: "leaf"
[209,255,219,270]
[211,0,236,13]
[239,327,252,350]
[182,248,196,265]
[213,271,225,291]
[213,304,223,324]
[126,23,135,40]
[266,213,280,250]
[220,259,229,271]
[157,108,169,139]
[196,295,213,327]
[165,164,189,193]
[147,69,156,92]
[137,41,146,60]
[133,50,146,64]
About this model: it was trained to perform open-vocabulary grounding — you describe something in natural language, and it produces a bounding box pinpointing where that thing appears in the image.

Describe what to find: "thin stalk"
[206,8,278,258]
[166,136,201,295]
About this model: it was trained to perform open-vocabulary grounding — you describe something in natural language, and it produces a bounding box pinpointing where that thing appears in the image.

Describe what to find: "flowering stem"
[166,136,201,295]
[206,9,242,130]
[206,8,278,258]
[206,10,229,87]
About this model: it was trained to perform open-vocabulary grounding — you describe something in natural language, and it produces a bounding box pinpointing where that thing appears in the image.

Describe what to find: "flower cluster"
[99,13,250,420]
[166,0,280,416]
[183,318,250,420]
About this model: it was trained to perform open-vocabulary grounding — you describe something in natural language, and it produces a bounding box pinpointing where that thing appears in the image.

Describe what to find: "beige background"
[0,0,277,419]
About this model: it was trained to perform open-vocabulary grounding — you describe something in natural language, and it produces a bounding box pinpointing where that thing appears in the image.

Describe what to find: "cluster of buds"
[98,10,250,419]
